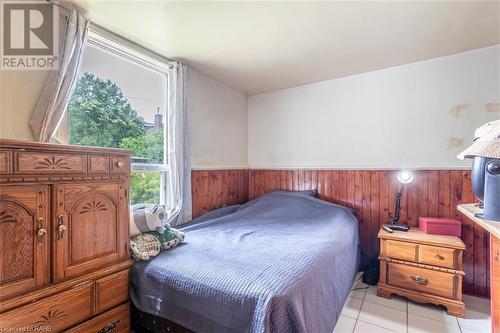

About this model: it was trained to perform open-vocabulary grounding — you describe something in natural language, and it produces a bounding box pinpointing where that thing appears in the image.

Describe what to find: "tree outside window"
[67,72,165,204]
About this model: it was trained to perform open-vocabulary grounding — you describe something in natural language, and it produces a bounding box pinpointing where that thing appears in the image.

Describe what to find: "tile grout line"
[347,281,490,333]
[406,297,409,333]
[351,283,368,333]
[359,284,409,332]
[457,315,463,333]
[362,297,407,313]
[355,318,400,333]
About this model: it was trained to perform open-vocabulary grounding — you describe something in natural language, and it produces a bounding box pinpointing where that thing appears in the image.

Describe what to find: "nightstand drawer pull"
[410,275,428,285]
[435,254,445,260]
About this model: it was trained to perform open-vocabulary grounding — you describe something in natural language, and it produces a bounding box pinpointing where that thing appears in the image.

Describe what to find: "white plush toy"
[130,204,170,236]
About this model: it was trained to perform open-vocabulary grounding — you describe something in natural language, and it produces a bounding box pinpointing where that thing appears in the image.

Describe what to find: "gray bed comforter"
[130,191,359,333]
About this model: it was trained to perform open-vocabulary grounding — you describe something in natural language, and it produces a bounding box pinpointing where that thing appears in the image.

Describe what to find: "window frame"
[63,27,171,204]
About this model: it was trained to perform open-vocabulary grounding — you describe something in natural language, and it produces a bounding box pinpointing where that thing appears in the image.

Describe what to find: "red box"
[419,217,462,237]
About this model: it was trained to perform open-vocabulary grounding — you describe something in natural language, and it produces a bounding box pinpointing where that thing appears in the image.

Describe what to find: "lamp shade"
[397,170,414,184]
[457,120,500,160]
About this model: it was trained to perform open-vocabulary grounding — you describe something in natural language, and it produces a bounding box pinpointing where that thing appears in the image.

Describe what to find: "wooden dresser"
[458,204,500,333]
[0,139,133,332]
[377,228,466,317]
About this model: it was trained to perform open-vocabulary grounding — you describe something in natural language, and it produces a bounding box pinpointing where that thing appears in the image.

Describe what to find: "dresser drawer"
[96,269,129,313]
[387,262,456,299]
[15,152,86,173]
[383,240,418,262]
[419,245,456,269]
[1,283,94,332]
[110,156,130,173]
[89,155,110,173]
[66,303,130,333]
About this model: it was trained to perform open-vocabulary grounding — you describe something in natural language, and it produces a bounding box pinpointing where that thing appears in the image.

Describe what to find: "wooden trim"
[378,283,465,317]
[381,258,465,275]
[378,228,466,250]
[248,166,472,171]
[0,174,129,184]
[0,139,133,155]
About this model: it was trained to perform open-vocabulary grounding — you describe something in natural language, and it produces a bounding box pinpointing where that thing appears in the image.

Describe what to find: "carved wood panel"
[0,282,93,332]
[15,152,85,174]
[0,203,33,282]
[71,196,117,263]
[0,185,49,299]
[53,183,128,281]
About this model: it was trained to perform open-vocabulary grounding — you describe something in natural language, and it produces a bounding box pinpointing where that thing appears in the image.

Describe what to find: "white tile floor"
[334,275,491,333]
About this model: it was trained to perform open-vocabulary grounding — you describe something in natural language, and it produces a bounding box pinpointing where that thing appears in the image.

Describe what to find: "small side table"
[377,228,466,317]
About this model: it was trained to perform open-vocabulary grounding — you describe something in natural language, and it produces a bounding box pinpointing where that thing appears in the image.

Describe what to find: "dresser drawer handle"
[434,254,445,260]
[36,217,46,244]
[98,320,120,333]
[410,275,428,285]
[57,215,66,240]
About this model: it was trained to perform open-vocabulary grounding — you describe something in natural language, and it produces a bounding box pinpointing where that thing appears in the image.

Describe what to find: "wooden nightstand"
[377,228,466,317]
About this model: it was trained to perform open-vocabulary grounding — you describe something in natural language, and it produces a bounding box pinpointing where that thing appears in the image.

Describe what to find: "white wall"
[0,70,50,140]
[248,46,500,169]
[187,69,248,168]
[2,45,498,170]
[0,68,248,168]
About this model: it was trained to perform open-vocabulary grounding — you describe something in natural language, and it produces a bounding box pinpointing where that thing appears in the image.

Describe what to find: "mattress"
[130,191,359,333]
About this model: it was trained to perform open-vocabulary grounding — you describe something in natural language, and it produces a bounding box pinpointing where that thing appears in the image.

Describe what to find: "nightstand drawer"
[419,245,456,268]
[384,240,418,262]
[387,262,455,299]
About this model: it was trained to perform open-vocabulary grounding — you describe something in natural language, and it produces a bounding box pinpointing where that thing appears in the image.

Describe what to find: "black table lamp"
[382,171,414,232]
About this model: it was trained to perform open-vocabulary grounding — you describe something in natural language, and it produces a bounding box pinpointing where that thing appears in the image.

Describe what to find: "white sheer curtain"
[165,62,192,226]
[30,8,89,142]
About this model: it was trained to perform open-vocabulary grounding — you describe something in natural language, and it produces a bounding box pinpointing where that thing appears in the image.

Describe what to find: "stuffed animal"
[130,204,169,236]
[130,233,161,261]
[129,204,186,261]
[151,228,185,250]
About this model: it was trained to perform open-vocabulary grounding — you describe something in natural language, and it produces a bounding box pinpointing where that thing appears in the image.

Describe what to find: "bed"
[130,191,360,333]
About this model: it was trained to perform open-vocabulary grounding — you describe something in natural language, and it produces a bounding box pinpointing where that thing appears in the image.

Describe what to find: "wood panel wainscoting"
[191,169,249,218]
[246,169,489,299]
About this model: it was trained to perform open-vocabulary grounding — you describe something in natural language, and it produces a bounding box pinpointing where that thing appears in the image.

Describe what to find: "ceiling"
[71,1,500,96]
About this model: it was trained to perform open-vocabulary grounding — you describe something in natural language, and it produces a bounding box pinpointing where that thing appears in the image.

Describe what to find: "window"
[56,29,169,205]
